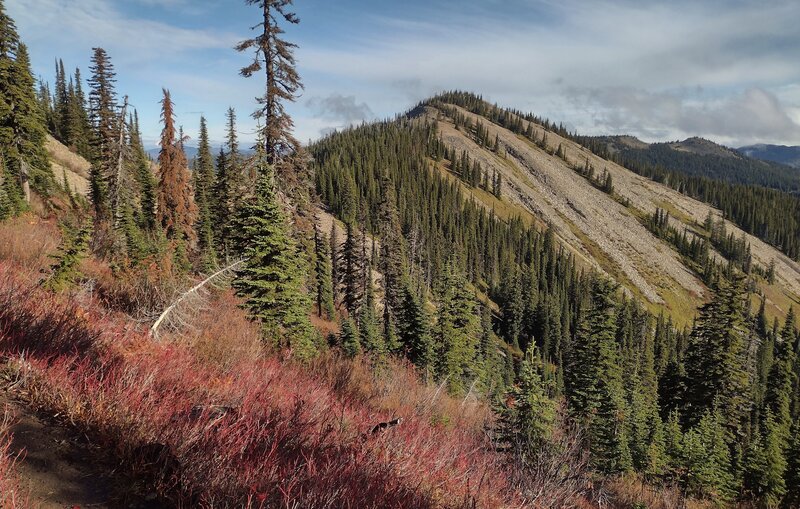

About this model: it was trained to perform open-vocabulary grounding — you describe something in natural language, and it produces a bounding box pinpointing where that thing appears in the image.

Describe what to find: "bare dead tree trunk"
[19,160,30,203]
[150,259,244,340]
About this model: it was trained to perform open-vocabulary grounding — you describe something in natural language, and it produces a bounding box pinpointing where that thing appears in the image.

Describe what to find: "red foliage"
[0,262,521,508]
[0,406,27,508]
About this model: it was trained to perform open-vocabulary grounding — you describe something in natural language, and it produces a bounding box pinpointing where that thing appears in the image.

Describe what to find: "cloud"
[306,93,374,125]
[296,0,800,145]
[566,86,800,146]
[8,0,238,65]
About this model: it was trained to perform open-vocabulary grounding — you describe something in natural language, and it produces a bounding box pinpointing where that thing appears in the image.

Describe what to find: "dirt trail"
[2,389,165,509]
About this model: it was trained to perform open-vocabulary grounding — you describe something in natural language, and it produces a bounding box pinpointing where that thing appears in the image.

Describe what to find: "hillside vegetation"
[2,1,800,507]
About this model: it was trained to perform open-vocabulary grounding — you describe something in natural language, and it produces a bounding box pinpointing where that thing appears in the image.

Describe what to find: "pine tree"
[341,220,366,315]
[313,221,335,320]
[71,67,91,159]
[377,167,407,343]
[682,409,736,501]
[744,412,787,506]
[193,116,216,270]
[435,259,480,394]
[398,284,434,372]
[785,421,800,507]
[358,280,384,355]
[87,47,117,220]
[340,317,361,358]
[156,89,197,261]
[130,110,156,230]
[497,345,556,452]
[42,221,92,291]
[214,108,240,258]
[567,277,632,473]
[684,275,750,439]
[0,8,51,208]
[232,159,315,360]
[236,0,302,168]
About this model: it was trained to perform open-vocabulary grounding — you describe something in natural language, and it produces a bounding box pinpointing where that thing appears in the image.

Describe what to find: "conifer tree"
[130,110,156,230]
[232,154,315,359]
[340,317,361,358]
[358,280,384,355]
[214,108,240,258]
[0,6,51,208]
[313,221,335,320]
[341,220,366,315]
[377,167,407,343]
[684,275,750,439]
[87,47,117,220]
[41,221,92,291]
[497,345,556,452]
[435,259,480,394]
[236,0,302,168]
[785,421,800,507]
[744,412,788,506]
[193,116,216,270]
[156,89,197,262]
[567,277,632,473]
[682,409,736,501]
[398,284,434,372]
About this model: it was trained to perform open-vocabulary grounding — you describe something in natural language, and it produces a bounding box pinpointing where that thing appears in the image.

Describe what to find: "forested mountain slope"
[595,135,800,191]
[314,93,800,324]
[739,144,800,169]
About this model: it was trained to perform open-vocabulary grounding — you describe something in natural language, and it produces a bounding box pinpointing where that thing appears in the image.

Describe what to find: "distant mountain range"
[589,135,800,192]
[737,144,800,168]
[146,146,254,162]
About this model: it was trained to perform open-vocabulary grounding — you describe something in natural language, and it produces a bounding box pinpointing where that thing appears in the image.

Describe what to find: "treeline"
[427,90,800,261]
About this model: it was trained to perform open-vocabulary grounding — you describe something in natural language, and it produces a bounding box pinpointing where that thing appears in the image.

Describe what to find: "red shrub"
[0,261,521,508]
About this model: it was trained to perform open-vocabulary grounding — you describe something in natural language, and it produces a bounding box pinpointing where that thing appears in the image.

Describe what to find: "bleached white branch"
[149,259,244,340]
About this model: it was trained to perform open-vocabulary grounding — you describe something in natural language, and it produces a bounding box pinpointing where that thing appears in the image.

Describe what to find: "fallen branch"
[150,260,244,340]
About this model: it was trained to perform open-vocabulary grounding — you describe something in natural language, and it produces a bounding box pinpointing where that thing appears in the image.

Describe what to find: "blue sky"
[7,0,800,149]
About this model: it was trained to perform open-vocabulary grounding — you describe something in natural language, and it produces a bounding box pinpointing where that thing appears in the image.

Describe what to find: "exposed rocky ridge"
[418,103,800,321]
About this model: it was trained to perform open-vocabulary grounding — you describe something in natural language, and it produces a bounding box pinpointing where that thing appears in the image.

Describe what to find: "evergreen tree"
[193,116,216,270]
[214,108,239,258]
[41,221,92,291]
[785,421,800,507]
[434,259,480,394]
[497,345,556,452]
[87,47,117,220]
[340,317,361,358]
[0,10,51,208]
[313,222,335,319]
[683,275,750,439]
[377,167,407,344]
[398,284,434,372]
[567,277,632,473]
[130,110,156,230]
[358,280,384,355]
[236,0,302,168]
[682,409,736,501]
[232,160,315,359]
[744,412,787,507]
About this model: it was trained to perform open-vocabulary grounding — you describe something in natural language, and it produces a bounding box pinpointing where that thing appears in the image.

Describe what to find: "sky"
[7,0,800,150]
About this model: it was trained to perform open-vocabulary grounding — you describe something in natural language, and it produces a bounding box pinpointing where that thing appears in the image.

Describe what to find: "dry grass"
[0,406,27,508]
[0,214,61,272]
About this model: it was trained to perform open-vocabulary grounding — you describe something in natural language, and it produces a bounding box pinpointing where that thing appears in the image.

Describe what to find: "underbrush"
[0,261,519,508]
[0,406,26,508]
